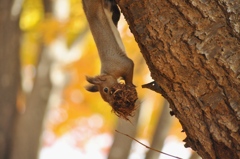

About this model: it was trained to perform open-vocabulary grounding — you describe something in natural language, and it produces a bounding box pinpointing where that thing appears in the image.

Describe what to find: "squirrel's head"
[85,75,118,103]
[85,75,138,121]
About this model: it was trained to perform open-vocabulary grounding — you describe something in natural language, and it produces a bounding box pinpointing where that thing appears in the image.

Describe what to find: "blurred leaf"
[39,17,63,44]
[20,0,44,31]
[20,32,41,65]
[65,0,87,47]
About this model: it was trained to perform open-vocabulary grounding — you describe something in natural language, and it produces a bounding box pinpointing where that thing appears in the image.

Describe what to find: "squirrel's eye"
[103,87,108,93]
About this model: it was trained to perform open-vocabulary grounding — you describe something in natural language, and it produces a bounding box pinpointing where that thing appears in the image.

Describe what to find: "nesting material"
[109,83,138,121]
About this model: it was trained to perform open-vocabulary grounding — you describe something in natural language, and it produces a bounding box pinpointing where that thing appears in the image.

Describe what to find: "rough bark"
[117,0,240,159]
[0,0,20,159]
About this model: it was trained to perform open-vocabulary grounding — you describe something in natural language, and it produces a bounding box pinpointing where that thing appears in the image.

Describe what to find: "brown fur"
[83,0,138,120]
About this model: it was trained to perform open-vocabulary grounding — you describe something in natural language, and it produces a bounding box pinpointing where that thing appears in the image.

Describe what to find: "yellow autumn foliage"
[19,0,185,144]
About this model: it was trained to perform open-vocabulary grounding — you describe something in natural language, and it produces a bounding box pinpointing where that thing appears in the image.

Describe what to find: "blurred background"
[1,0,201,158]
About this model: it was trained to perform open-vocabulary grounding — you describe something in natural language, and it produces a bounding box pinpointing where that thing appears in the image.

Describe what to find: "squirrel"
[82,0,135,104]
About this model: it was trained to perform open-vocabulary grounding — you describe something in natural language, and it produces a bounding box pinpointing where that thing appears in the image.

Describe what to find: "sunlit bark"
[117,0,240,158]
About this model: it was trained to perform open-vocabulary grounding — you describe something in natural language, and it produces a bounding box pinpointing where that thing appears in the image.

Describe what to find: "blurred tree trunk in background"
[10,1,52,159]
[145,100,173,159]
[108,109,140,159]
[117,0,240,158]
[0,0,20,159]
[189,151,201,159]
[10,48,52,159]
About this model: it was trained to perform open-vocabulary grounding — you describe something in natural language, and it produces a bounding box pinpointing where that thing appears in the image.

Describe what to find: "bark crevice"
[117,0,240,158]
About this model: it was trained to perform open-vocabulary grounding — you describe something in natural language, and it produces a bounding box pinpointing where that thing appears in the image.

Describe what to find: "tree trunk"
[10,1,53,159]
[189,151,201,159]
[0,0,20,158]
[10,47,52,159]
[108,109,140,159]
[117,0,240,159]
[145,100,173,159]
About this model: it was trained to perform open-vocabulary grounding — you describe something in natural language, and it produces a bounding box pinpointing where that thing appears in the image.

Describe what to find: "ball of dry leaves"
[109,83,138,121]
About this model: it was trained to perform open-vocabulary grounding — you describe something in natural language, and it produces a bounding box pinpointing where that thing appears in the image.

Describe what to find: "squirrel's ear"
[86,76,96,84]
[85,85,99,92]
[86,76,106,84]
